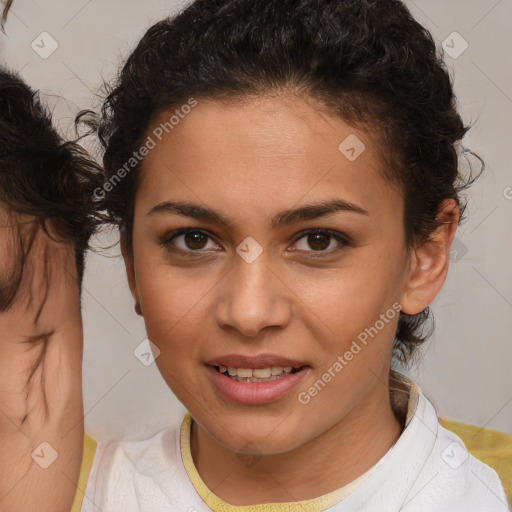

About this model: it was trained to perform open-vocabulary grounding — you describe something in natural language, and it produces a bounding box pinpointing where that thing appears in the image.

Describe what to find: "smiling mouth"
[214,365,303,383]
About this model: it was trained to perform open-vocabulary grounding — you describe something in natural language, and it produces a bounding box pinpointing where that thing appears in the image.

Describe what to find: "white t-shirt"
[81,374,510,512]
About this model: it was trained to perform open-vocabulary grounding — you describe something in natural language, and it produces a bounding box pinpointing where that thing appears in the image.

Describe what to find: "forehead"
[136,94,401,223]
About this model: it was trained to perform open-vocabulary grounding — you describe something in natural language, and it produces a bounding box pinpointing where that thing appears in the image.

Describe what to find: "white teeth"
[253,368,272,378]
[217,366,298,380]
[237,368,252,378]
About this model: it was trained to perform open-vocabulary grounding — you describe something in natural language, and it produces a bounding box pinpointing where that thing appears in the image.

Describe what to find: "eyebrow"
[146,198,369,230]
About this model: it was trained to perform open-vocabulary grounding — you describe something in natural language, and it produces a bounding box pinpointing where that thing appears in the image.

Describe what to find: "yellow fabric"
[179,412,376,511]
[180,376,420,511]
[71,432,97,512]
[440,417,512,509]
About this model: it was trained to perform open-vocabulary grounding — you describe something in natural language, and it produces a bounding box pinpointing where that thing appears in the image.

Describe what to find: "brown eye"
[183,231,208,250]
[160,228,219,253]
[306,233,331,251]
[292,229,349,254]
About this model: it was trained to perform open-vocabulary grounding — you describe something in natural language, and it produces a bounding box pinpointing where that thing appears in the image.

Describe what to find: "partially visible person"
[0,67,103,512]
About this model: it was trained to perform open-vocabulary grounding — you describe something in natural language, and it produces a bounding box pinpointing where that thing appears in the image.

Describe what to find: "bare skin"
[123,93,459,505]
[0,207,84,512]
[0,91,458,509]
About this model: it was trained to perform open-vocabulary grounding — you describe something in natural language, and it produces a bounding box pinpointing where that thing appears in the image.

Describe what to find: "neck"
[190,371,407,506]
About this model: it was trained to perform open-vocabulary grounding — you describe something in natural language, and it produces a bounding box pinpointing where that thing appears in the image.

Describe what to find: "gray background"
[0,0,511,441]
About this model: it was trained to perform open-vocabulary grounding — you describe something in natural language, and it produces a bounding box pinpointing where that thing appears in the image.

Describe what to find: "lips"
[205,353,310,405]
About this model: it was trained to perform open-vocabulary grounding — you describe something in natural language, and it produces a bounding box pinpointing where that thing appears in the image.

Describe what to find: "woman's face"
[125,94,416,454]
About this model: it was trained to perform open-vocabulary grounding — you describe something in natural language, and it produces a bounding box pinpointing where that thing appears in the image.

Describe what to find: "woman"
[1,0,509,510]
[77,0,508,510]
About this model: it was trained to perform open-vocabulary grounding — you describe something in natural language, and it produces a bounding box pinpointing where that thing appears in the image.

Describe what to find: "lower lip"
[206,365,309,405]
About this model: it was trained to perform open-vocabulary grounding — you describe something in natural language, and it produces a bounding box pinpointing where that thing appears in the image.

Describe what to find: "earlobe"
[400,199,460,315]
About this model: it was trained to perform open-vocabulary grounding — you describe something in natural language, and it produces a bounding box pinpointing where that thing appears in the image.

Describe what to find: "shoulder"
[403,389,510,512]
[434,421,510,510]
[98,424,181,482]
[80,422,185,512]
[440,416,512,504]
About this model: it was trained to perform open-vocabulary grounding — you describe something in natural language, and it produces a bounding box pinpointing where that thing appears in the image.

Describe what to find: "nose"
[215,251,292,339]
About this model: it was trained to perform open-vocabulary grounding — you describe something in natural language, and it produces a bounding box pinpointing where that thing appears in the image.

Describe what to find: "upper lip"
[205,353,308,369]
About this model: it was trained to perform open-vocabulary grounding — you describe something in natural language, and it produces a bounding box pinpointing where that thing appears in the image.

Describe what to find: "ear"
[400,199,460,315]
[120,235,143,316]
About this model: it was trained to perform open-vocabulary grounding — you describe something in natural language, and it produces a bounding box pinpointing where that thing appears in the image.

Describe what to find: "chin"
[204,411,309,455]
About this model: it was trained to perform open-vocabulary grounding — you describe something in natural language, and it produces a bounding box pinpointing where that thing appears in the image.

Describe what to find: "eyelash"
[159,227,352,258]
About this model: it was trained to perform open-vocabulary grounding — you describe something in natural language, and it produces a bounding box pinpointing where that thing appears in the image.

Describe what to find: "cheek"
[133,254,214,362]
[138,274,195,336]
[292,248,406,347]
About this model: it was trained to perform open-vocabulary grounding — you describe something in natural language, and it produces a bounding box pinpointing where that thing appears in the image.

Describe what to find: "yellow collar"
[179,374,419,511]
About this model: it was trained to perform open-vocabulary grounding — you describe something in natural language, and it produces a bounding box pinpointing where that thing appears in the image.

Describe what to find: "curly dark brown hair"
[80,0,482,371]
[0,67,105,309]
